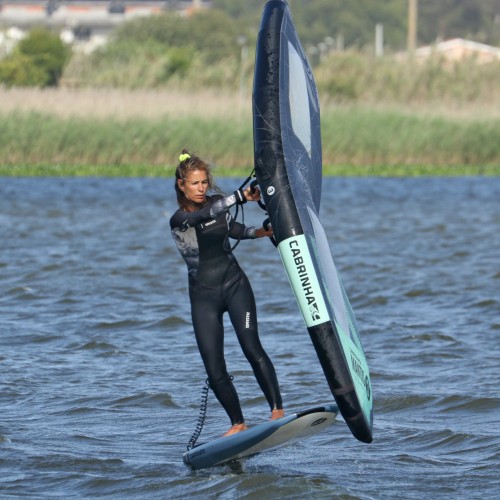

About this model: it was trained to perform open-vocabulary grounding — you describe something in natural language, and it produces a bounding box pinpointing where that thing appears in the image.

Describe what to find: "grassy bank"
[0,88,499,176]
[1,164,497,177]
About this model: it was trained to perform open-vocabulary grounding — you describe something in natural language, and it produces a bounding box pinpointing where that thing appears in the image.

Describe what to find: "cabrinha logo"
[289,240,321,322]
[281,235,328,328]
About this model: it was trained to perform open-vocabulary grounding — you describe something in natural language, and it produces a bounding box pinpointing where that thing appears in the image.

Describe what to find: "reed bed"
[1,87,499,176]
[2,87,500,121]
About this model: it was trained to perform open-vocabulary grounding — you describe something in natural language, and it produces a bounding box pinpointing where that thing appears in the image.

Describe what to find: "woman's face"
[178,169,209,205]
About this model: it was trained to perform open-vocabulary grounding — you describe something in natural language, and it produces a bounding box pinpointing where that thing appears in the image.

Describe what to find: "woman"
[170,150,284,437]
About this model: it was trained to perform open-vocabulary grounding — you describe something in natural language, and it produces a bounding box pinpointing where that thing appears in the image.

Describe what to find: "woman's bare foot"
[223,423,248,437]
[270,409,285,420]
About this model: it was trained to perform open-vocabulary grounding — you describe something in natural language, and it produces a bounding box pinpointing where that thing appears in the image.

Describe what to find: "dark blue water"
[1,177,499,498]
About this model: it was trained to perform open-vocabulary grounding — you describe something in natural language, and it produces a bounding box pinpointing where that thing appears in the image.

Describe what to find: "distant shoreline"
[1,165,498,177]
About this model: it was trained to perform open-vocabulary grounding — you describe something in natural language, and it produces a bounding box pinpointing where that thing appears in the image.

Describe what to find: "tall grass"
[321,107,500,166]
[0,111,253,167]
[0,88,499,175]
[0,87,250,121]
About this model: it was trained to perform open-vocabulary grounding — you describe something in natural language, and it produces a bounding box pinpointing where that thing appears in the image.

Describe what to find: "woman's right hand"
[255,226,273,238]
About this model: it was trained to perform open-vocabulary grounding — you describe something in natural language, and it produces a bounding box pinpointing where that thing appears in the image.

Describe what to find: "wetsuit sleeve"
[170,194,238,230]
[229,221,256,240]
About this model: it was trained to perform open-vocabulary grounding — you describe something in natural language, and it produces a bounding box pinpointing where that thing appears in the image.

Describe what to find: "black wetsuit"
[170,193,282,424]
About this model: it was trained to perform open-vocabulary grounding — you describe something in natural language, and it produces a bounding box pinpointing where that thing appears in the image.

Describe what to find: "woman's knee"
[206,367,231,388]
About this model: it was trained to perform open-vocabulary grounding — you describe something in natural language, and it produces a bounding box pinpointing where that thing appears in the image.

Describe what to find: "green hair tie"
[179,153,191,163]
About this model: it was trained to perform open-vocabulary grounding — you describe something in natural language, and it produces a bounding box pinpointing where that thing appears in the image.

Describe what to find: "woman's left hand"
[243,186,261,202]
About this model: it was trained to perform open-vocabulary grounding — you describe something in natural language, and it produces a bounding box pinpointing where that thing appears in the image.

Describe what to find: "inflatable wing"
[252,0,373,443]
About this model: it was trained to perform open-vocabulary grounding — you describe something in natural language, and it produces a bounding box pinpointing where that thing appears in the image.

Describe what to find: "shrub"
[0,54,48,87]
[0,28,70,87]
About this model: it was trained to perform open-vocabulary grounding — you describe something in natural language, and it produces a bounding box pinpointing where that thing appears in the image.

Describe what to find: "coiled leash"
[186,378,210,451]
[186,375,236,451]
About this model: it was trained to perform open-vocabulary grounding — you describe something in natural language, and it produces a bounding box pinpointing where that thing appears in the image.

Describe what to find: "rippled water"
[1,177,499,498]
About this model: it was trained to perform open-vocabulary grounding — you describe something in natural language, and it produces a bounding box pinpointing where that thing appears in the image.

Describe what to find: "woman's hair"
[175,149,216,210]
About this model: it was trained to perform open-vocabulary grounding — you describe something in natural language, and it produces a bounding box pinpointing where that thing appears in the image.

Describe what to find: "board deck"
[183,405,338,470]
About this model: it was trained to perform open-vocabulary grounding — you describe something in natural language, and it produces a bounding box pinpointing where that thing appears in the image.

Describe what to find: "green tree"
[72,9,254,87]
[112,9,248,63]
[0,28,70,87]
[212,0,262,21]
[61,0,500,90]
[419,0,500,45]
[215,0,499,50]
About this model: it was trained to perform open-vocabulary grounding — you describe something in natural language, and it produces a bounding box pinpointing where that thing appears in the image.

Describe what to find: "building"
[415,38,500,64]
[0,1,212,53]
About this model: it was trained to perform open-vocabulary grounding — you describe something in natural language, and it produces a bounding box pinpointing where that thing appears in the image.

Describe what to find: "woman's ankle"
[270,408,285,420]
[223,423,248,437]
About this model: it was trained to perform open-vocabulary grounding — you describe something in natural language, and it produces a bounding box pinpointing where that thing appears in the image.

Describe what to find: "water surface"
[1,177,499,498]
